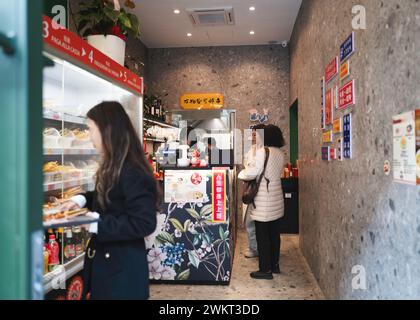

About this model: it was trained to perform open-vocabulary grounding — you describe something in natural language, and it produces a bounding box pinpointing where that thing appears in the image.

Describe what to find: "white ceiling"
[132,0,302,48]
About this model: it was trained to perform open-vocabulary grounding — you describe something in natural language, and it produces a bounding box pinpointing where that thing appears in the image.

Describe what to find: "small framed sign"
[340,32,355,62]
[333,117,343,134]
[323,130,333,143]
[338,79,356,110]
[340,60,351,82]
[325,56,339,83]
[325,88,333,126]
[343,113,353,159]
[322,146,330,161]
[321,77,326,129]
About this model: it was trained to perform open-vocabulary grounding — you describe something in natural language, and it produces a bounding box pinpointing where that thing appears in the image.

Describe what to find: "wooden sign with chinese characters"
[340,32,355,62]
[338,79,356,110]
[340,60,351,81]
[181,93,224,110]
[325,57,338,83]
[325,88,333,125]
[323,130,333,143]
[212,170,226,222]
[343,113,353,159]
[333,117,343,134]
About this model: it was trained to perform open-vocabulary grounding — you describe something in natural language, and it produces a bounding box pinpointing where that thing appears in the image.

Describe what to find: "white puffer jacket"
[238,146,285,222]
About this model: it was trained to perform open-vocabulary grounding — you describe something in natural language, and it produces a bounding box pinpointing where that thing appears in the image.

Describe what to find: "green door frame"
[289,100,299,166]
[0,0,43,299]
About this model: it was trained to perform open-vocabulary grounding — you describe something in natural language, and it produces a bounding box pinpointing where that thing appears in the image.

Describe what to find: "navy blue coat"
[82,162,157,300]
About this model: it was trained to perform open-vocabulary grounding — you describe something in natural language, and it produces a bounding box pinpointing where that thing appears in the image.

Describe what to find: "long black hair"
[87,101,160,210]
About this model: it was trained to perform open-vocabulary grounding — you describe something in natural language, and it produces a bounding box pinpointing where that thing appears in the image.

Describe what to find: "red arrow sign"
[42,16,143,94]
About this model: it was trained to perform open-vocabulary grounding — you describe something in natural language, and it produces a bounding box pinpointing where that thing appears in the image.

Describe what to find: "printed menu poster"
[392,111,420,185]
[164,170,208,203]
[325,88,333,125]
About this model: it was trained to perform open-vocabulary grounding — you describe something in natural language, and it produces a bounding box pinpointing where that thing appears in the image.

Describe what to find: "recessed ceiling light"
[249,6,256,11]
[187,33,192,37]
[174,9,180,14]
[250,30,255,35]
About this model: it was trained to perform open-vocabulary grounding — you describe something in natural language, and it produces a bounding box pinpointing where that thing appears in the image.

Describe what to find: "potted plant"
[73,0,140,65]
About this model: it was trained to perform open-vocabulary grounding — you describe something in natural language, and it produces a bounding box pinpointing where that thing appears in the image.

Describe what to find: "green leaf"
[203,233,211,244]
[154,236,165,246]
[213,239,222,246]
[188,251,200,269]
[104,6,119,22]
[224,230,230,239]
[176,269,191,281]
[127,13,140,37]
[118,14,132,29]
[193,234,201,246]
[200,204,213,218]
[219,226,225,241]
[186,208,200,221]
[184,219,191,233]
[156,231,175,245]
[169,218,184,233]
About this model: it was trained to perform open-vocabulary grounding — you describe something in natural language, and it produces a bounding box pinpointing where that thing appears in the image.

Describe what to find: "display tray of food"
[43,207,99,228]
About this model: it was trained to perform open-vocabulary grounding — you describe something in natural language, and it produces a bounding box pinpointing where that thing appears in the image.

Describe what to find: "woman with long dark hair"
[62,101,158,299]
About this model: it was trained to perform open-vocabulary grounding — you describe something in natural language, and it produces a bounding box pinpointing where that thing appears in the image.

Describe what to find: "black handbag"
[242,147,270,208]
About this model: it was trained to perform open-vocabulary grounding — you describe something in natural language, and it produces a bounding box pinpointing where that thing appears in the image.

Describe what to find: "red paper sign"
[325,88,333,125]
[325,57,338,83]
[42,16,143,94]
[212,170,226,223]
[338,79,356,110]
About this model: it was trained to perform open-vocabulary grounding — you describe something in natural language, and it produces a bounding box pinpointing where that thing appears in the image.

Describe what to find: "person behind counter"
[238,124,286,280]
[61,101,159,299]
[205,137,221,167]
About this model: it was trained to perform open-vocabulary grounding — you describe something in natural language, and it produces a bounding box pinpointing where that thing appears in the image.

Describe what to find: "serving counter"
[146,167,237,285]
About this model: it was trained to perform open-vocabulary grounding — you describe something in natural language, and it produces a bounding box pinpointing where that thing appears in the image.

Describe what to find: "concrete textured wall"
[290,0,420,299]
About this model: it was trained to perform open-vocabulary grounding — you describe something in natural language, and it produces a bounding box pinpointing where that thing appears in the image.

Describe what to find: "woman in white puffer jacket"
[238,124,285,280]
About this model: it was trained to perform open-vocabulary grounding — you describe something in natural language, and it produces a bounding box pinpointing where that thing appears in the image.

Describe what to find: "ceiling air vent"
[187,7,235,27]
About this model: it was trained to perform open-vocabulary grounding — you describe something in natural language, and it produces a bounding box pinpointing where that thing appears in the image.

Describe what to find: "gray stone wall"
[148,45,291,217]
[290,0,420,299]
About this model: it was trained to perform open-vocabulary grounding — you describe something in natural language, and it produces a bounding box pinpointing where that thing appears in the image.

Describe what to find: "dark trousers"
[255,218,281,273]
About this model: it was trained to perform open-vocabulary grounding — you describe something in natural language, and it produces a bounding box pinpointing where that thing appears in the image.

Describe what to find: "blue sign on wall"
[340,32,355,62]
[343,113,352,159]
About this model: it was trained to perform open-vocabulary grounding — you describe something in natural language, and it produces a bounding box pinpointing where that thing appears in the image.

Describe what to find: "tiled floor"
[150,229,325,300]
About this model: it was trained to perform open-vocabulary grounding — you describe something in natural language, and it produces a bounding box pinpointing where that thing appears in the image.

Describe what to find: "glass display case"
[41,17,143,299]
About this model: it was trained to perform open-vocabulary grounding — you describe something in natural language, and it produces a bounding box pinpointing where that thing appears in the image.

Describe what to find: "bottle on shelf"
[63,228,76,263]
[43,238,49,274]
[47,235,60,272]
[72,226,84,256]
[56,227,64,264]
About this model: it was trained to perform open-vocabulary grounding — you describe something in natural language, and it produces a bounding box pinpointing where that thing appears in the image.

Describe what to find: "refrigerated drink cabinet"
[41,16,143,299]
